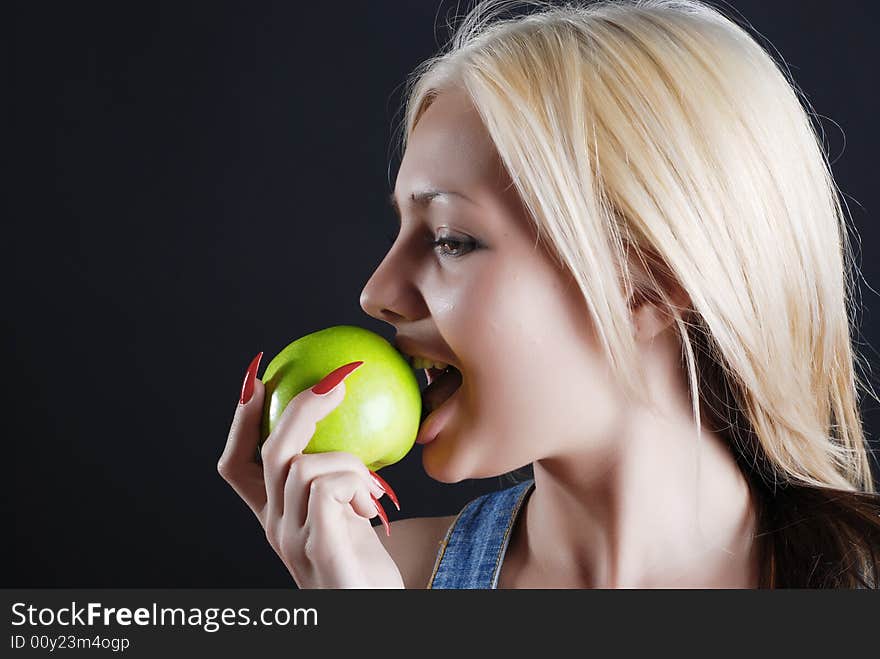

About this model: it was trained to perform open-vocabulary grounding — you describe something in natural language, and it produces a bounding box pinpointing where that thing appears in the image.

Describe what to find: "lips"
[391,335,464,435]
[416,384,462,445]
[421,365,462,419]
[392,337,459,372]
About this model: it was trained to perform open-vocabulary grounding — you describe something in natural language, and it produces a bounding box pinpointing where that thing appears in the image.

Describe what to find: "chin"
[420,433,514,484]
[420,434,479,483]
[421,443,464,483]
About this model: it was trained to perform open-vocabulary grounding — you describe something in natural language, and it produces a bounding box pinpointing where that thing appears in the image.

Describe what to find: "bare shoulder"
[374,514,458,589]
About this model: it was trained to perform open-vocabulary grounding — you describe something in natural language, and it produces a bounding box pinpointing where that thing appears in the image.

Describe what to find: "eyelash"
[384,230,478,259]
[430,236,477,258]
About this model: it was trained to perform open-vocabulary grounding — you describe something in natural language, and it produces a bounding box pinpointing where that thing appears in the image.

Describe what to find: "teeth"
[410,356,449,371]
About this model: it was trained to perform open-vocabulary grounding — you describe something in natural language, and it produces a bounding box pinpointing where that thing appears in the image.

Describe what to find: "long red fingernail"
[311,361,364,395]
[239,351,263,404]
[371,494,391,536]
[370,471,400,511]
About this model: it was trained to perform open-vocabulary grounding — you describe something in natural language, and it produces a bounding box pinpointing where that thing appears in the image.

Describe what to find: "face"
[360,87,625,482]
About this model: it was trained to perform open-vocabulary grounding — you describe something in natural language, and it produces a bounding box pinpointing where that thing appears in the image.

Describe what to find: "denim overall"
[428,479,535,589]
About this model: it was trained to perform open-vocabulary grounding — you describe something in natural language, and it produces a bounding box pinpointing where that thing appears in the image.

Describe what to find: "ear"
[628,283,691,344]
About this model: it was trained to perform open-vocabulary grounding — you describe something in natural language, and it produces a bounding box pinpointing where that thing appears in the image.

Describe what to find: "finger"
[371,495,391,537]
[218,354,267,517]
[282,451,384,528]
[262,361,363,521]
[302,471,379,543]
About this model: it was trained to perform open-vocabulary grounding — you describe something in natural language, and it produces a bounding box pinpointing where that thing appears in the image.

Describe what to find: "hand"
[218,355,405,588]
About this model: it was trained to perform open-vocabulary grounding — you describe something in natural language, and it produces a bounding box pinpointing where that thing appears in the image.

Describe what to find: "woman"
[219,0,880,588]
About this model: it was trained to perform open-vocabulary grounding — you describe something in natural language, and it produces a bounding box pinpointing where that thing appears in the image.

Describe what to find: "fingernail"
[239,351,263,405]
[368,474,386,498]
[311,361,364,395]
[371,494,391,536]
[370,471,400,511]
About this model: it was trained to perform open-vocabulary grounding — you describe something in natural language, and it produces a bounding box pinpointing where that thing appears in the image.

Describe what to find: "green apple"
[259,325,421,471]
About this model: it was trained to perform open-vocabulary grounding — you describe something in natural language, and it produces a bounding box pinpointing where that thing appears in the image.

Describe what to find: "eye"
[430,234,478,258]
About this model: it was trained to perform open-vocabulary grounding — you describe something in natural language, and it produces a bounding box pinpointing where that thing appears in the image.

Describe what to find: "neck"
[512,405,761,588]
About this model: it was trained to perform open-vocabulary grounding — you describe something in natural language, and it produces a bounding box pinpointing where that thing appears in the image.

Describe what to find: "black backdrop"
[6,1,880,587]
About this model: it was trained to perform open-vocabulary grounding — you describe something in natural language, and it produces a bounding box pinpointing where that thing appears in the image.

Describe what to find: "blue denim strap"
[428,479,535,589]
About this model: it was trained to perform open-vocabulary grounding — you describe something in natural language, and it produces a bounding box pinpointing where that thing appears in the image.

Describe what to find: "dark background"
[6,1,880,586]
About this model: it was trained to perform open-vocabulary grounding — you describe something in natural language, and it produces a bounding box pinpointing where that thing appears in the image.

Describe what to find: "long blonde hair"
[395,0,880,587]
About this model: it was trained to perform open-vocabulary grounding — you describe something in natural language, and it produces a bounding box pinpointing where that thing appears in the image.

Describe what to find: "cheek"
[456,259,616,443]
[421,258,626,479]
[465,257,594,375]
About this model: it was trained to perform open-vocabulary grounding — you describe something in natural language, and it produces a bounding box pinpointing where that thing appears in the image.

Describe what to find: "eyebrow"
[388,189,471,223]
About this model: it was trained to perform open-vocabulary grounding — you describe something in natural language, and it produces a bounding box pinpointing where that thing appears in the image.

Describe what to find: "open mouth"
[420,365,463,421]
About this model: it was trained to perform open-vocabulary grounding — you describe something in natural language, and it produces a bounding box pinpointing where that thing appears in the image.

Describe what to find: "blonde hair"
[395,0,880,587]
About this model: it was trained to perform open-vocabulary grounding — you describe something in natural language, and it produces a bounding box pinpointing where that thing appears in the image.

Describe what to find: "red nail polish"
[370,471,400,511]
[239,352,263,404]
[311,361,364,395]
[371,494,391,536]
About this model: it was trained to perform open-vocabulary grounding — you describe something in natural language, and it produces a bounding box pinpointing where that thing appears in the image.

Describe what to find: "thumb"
[221,352,266,470]
[267,360,364,456]
[218,353,269,516]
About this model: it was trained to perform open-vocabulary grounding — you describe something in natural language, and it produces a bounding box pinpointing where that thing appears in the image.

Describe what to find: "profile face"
[360,87,625,482]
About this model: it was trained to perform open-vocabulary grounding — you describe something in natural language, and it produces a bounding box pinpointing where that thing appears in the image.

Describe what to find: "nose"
[359,250,417,324]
